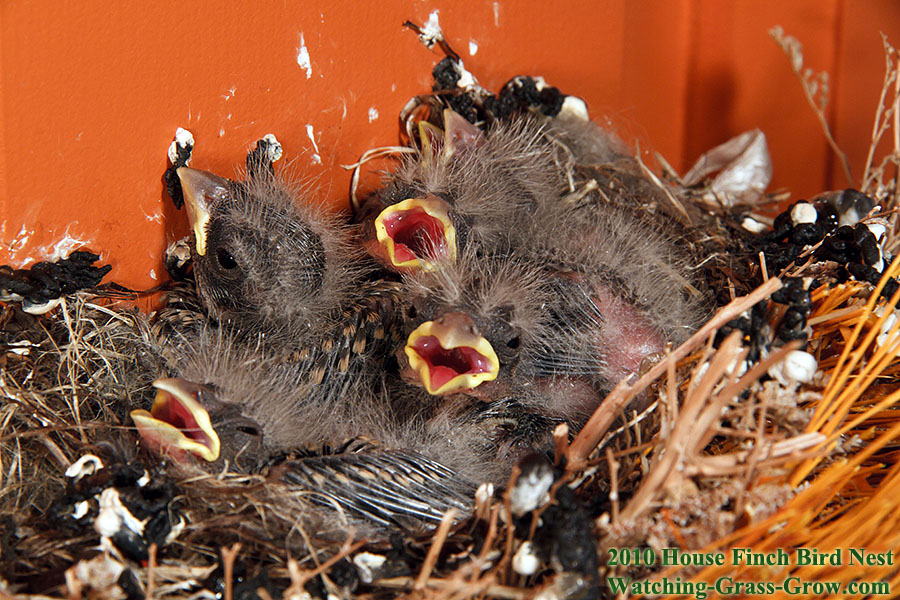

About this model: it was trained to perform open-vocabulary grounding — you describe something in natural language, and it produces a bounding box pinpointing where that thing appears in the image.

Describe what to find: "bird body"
[174,158,406,398]
[362,109,708,412]
[129,324,547,530]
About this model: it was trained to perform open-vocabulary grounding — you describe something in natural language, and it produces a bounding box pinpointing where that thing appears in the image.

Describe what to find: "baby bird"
[175,147,403,387]
[128,326,551,531]
[380,109,708,414]
[356,108,569,273]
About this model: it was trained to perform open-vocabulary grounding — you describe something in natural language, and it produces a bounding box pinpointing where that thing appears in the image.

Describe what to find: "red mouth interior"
[382,207,449,263]
[410,335,493,391]
[152,392,213,447]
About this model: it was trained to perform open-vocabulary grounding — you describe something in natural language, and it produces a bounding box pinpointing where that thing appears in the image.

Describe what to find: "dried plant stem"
[792,256,900,485]
[220,543,241,600]
[770,26,854,186]
[146,543,158,600]
[862,34,900,194]
[618,332,743,522]
[414,508,457,592]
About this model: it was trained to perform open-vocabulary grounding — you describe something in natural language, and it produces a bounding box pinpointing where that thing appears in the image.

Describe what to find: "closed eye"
[236,424,261,436]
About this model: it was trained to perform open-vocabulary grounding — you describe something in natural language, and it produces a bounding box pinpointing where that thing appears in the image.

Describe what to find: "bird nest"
[2,243,899,599]
[3,27,900,600]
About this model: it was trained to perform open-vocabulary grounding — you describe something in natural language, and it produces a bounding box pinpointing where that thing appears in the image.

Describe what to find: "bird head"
[366,110,479,272]
[176,167,355,328]
[131,377,265,471]
[400,254,548,396]
[362,109,567,273]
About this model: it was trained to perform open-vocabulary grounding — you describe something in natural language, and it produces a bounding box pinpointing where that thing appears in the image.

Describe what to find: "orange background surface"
[1,1,899,290]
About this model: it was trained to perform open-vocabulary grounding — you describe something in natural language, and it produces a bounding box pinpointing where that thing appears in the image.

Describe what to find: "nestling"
[174,143,404,387]
[128,326,556,529]
[373,109,708,410]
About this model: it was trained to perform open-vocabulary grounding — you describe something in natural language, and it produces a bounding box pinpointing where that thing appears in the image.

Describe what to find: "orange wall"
[1,1,898,290]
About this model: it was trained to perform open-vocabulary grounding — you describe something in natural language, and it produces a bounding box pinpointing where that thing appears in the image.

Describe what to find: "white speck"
[769,350,818,385]
[493,2,501,26]
[560,95,590,121]
[839,208,860,227]
[877,308,900,353]
[137,471,151,487]
[95,488,147,538]
[509,461,553,516]
[368,107,379,122]
[75,131,83,141]
[23,297,62,315]
[297,32,312,79]
[468,39,479,56]
[2,341,31,355]
[305,125,320,153]
[149,269,157,281]
[512,542,540,576]
[475,482,494,504]
[66,454,104,480]
[144,210,163,224]
[306,124,322,164]
[72,500,90,520]
[167,127,194,163]
[218,128,225,137]
[867,222,887,242]
[44,231,91,262]
[261,133,283,162]
[223,86,237,100]
[226,113,232,121]
[7,225,32,253]
[354,552,387,583]
[391,83,396,92]
[419,10,443,47]
[456,60,477,89]
[742,217,768,234]
[790,202,817,225]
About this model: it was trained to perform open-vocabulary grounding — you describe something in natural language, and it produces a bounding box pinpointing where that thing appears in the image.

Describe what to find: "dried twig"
[770,26,855,186]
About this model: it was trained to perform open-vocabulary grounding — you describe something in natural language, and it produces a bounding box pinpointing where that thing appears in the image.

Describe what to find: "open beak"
[131,378,221,462]
[374,196,457,271]
[176,167,229,256]
[405,313,500,395]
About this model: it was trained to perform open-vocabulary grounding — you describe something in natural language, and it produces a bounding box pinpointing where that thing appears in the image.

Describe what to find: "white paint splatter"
[454,59,479,89]
[7,225,32,254]
[468,39,479,56]
[297,33,312,79]
[222,86,237,100]
[45,231,92,262]
[368,107,379,122]
[493,2,501,26]
[4,226,94,267]
[261,133,283,162]
[420,10,442,47]
[149,269,157,281]
[306,124,322,164]
[218,128,225,137]
[167,127,194,163]
[144,210,163,224]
